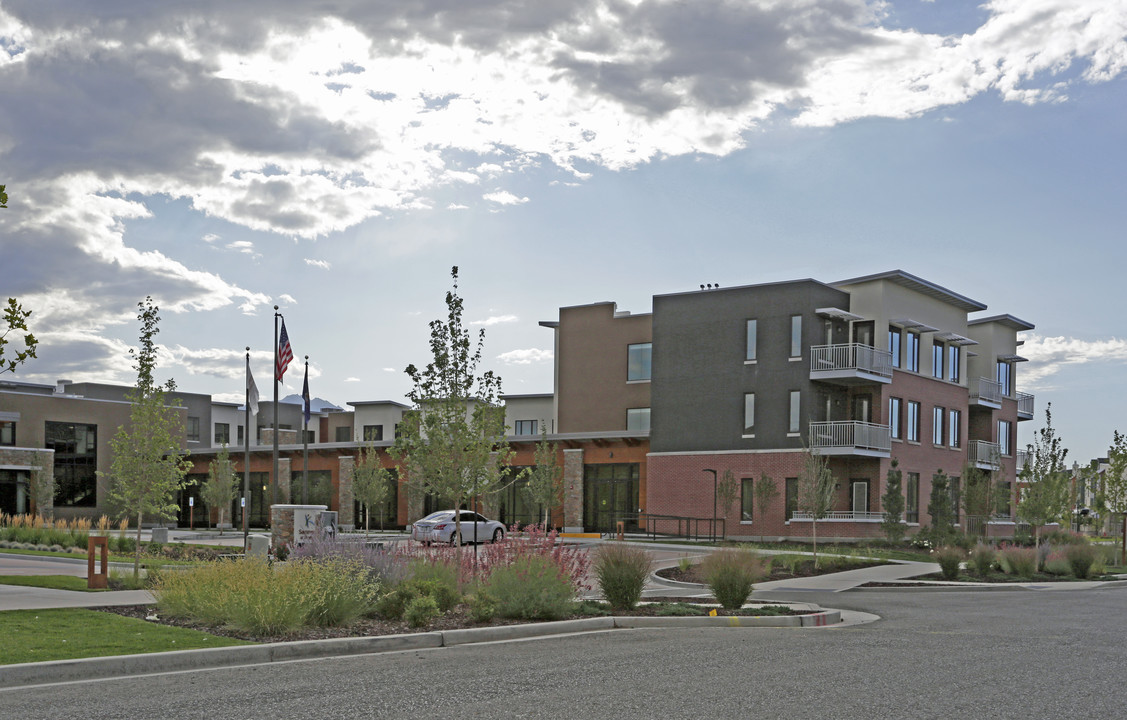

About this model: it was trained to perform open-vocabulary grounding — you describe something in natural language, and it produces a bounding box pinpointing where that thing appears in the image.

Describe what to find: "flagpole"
[244,347,251,552]
[272,307,280,509]
[302,355,309,505]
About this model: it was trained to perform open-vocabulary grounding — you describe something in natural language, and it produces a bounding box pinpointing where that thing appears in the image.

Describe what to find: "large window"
[932,406,945,445]
[906,472,919,523]
[889,397,902,440]
[997,361,1012,396]
[785,478,798,520]
[363,425,384,442]
[999,420,1012,456]
[949,409,961,448]
[788,391,801,434]
[888,326,902,369]
[186,416,200,442]
[0,421,14,446]
[741,477,754,521]
[627,343,652,381]
[46,421,97,508]
[948,345,961,382]
[515,420,538,436]
[626,408,651,432]
[790,316,802,358]
[335,426,352,442]
[906,332,920,372]
[214,422,230,445]
[745,319,757,361]
[932,343,944,379]
[237,425,244,445]
[907,401,920,442]
[743,393,755,435]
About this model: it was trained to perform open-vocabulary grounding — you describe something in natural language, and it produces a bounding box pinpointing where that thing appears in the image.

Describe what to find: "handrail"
[1017,392,1035,416]
[809,420,891,452]
[810,343,893,378]
[790,511,885,522]
[971,377,1003,404]
[970,440,1002,469]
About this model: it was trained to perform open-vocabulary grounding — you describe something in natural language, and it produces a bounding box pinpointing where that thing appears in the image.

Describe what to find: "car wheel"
[449,532,459,546]
[492,528,503,543]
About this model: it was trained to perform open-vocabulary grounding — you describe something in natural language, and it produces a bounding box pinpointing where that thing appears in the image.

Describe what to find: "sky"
[1,0,1125,463]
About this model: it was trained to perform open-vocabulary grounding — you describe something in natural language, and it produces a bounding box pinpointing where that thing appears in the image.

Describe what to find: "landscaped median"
[0,606,843,689]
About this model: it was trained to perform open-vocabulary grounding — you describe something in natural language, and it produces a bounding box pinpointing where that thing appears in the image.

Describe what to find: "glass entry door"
[583,464,640,533]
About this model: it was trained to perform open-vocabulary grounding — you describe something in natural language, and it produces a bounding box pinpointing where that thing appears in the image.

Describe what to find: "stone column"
[278,457,292,505]
[338,455,355,530]
[562,448,584,533]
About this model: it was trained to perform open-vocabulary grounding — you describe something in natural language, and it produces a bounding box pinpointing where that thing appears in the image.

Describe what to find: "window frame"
[948,409,961,448]
[514,419,538,436]
[745,319,757,362]
[186,416,200,443]
[626,407,651,432]
[889,397,902,440]
[743,393,755,436]
[363,425,384,442]
[790,315,803,358]
[932,342,944,379]
[932,406,945,446]
[888,325,902,369]
[906,332,920,372]
[0,421,14,446]
[907,401,920,443]
[948,344,961,382]
[627,342,653,382]
[788,390,801,434]
[214,422,230,446]
[740,477,754,522]
[999,419,1012,456]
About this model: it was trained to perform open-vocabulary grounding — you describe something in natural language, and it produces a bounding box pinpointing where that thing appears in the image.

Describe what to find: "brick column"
[338,455,355,529]
[562,448,584,533]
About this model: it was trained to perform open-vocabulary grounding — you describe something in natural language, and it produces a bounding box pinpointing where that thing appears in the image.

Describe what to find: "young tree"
[927,470,957,545]
[1017,404,1070,552]
[715,469,740,521]
[880,459,907,543]
[201,444,238,534]
[522,426,562,528]
[2,298,38,375]
[796,447,835,568]
[1099,430,1127,564]
[389,267,514,550]
[101,298,192,577]
[753,474,779,521]
[962,462,1003,539]
[353,442,394,536]
[1,184,7,208]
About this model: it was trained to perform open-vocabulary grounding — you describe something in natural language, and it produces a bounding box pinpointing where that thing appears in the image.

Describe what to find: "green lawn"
[0,575,104,592]
[0,608,253,665]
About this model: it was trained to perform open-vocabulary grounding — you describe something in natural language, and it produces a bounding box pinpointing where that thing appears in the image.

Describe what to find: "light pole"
[703,468,717,541]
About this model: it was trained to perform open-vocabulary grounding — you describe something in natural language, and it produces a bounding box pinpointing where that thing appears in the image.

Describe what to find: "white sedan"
[410,510,505,545]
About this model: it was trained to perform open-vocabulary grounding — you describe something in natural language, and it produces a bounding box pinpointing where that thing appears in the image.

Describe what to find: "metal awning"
[997,354,1028,362]
[933,331,979,346]
[891,318,938,333]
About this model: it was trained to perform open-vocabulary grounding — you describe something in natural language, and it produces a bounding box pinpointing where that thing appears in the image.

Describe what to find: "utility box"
[247,534,270,559]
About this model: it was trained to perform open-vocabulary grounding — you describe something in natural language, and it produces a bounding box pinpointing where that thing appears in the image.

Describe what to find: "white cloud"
[226,240,255,255]
[202,233,221,243]
[447,203,469,210]
[496,348,553,365]
[345,376,361,382]
[304,258,331,270]
[471,315,519,327]
[278,294,297,305]
[483,190,529,206]
[1018,334,1127,389]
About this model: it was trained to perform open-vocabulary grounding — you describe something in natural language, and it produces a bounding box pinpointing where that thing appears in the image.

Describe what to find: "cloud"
[447,203,469,210]
[483,190,529,206]
[1018,334,1127,389]
[226,240,255,255]
[471,314,519,327]
[344,377,361,382]
[278,294,297,305]
[497,348,553,365]
[304,258,331,270]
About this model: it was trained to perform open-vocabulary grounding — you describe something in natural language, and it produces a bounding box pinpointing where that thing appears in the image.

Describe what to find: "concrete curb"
[0,610,840,689]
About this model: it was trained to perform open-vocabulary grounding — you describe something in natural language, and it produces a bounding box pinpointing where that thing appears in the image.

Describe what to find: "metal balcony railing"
[1017,392,1035,417]
[810,344,893,379]
[1017,450,1031,474]
[809,421,891,453]
[970,440,1002,470]
[971,377,1003,405]
[790,511,885,522]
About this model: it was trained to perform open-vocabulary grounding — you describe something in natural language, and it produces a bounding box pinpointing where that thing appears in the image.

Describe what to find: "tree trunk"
[812,519,819,570]
[365,504,370,539]
[1121,514,1126,567]
[134,512,143,579]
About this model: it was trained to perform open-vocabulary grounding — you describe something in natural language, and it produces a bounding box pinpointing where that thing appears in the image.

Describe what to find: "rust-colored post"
[87,536,109,589]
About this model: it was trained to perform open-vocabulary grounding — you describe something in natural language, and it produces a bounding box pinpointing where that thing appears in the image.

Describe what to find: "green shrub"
[408,558,460,592]
[934,547,964,581]
[484,554,576,620]
[998,546,1037,578]
[1043,550,1071,576]
[291,557,379,627]
[592,543,652,611]
[677,555,693,572]
[969,544,995,576]
[373,585,416,620]
[1065,543,1098,579]
[404,595,440,628]
[465,590,499,622]
[700,548,768,610]
[410,578,461,612]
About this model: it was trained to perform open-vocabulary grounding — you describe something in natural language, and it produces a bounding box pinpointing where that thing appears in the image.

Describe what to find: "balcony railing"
[1017,392,1035,419]
[970,377,1003,406]
[970,440,1002,470]
[809,421,891,455]
[1017,450,1030,474]
[810,344,893,382]
[790,511,885,522]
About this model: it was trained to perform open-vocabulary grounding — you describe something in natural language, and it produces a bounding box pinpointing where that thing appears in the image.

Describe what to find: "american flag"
[276,319,293,381]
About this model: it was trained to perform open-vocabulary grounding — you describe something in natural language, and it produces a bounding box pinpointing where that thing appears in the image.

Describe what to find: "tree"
[927,470,958,545]
[201,444,238,534]
[2,298,38,375]
[715,469,740,520]
[1099,430,1127,564]
[880,459,907,543]
[389,267,514,550]
[753,474,779,521]
[1,184,7,208]
[962,462,1004,539]
[101,298,192,577]
[795,447,835,568]
[353,442,394,536]
[522,426,562,528]
[1017,404,1070,552]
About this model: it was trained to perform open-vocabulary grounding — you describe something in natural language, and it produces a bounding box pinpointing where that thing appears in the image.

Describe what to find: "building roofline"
[501,393,554,400]
[967,314,1036,331]
[832,270,988,312]
[346,400,409,409]
[654,277,838,300]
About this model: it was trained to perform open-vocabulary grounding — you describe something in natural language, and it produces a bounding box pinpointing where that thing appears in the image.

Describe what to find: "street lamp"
[703,468,717,541]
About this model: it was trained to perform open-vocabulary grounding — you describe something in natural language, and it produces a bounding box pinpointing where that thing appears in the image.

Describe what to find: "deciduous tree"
[1,298,38,375]
[353,442,394,536]
[1017,404,1070,552]
[201,444,237,534]
[796,447,835,568]
[927,470,958,545]
[880,459,907,543]
[715,469,740,521]
[522,426,562,528]
[1099,430,1127,564]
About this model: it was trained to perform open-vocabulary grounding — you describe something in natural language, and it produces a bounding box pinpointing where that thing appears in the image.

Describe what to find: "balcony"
[790,511,885,522]
[969,440,1002,470]
[1017,450,1030,475]
[970,377,1003,409]
[810,344,893,386]
[809,421,891,457]
[1017,392,1035,420]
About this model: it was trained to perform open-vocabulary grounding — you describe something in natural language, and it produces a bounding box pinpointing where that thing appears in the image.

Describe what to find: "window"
[335,426,352,443]
[948,409,961,448]
[46,422,97,508]
[888,326,902,369]
[889,397,902,440]
[363,425,384,442]
[785,478,798,520]
[626,408,650,432]
[932,342,944,379]
[932,406,944,445]
[186,416,200,442]
[850,480,869,513]
[790,315,802,358]
[627,343,652,381]
[997,361,1012,396]
[214,423,230,445]
[0,421,14,446]
[743,393,755,435]
[998,481,1012,515]
[906,332,920,372]
[745,319,757,361]
[302,430,315,443]
[237,425,244,445]
[741,477,754,521]
[515,420,538,436]
[906,473,919,523]
[907,401,920,442]
[788,391,801,434]
[948,345,961,382]
[999,420,1012,456]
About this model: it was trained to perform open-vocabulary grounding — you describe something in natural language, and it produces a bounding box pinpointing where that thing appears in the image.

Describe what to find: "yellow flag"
[709,609,718,617]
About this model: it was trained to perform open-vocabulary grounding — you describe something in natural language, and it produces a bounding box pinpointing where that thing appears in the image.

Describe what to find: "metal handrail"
[970,440,1002,469]
[595,511,726,542]
[1017,392,1035,416]
[789,511,885,522]
[971,377,1003,404]
[809,420,891,452]
[810,344,893,378]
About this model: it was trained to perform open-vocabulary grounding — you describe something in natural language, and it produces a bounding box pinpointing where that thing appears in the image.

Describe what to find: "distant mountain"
[280,394,343,412]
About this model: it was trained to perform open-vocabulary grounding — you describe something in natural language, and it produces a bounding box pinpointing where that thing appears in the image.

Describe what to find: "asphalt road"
[4,584,1124,719]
